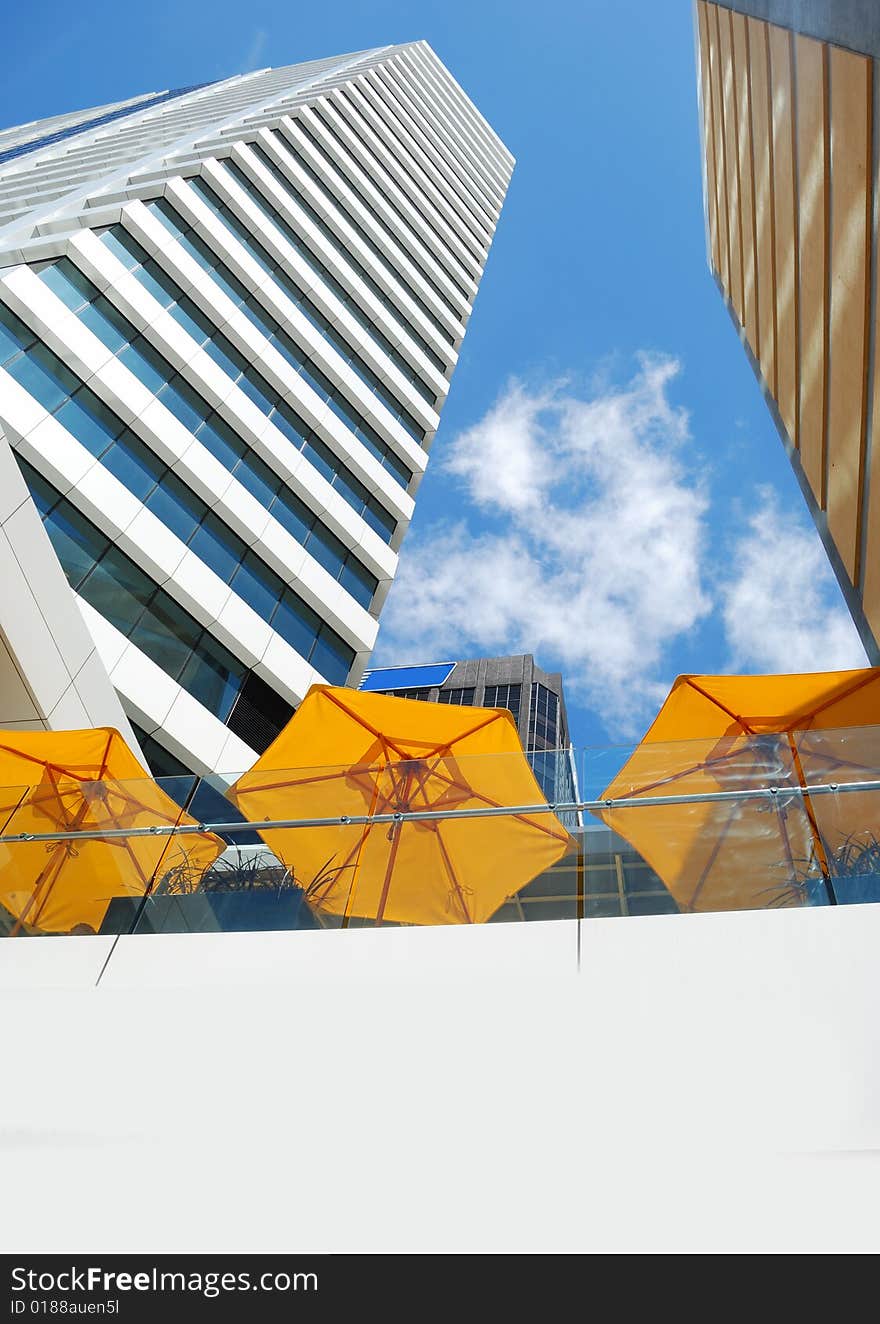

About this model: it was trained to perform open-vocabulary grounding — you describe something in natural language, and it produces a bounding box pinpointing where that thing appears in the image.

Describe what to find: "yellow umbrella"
[597,668,880,912]
[0,727,224,934]
[226,686,574,925]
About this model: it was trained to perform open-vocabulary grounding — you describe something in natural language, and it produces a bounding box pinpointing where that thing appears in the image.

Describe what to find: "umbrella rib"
[683,680,756,734]
[322,690,443,761]
[324,689,513,758]
[99,729,113,782]
[786,670,880,730]
[234,768,370,795]
[608,744,763,800]
[423,763,570,841]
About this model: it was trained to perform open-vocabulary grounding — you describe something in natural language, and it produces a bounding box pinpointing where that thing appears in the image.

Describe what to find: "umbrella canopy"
[0,727,224,934]
[596,668,880,912]
[226,686,574,925]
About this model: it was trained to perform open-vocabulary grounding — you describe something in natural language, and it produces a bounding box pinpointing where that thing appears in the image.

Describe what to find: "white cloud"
[444,381,558,514]
[720,487,868,673]
[374,355,711,733]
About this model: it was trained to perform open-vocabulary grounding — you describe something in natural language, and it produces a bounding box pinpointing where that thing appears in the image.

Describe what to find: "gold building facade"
[695,0,880,661]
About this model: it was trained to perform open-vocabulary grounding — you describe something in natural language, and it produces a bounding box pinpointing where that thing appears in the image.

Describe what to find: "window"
[178,634,242,721]
[528,683,560,750]
[6,343,78,412]
[0,304,37,365]
[242,145,442,401]
[191,173,430,443]
[19,456,250,724]
[34,254,385,604]
[437,687,475,706]
[262,131,448,369]
[289,117,461,337]
[226,670,295,755]
[105,211,403,545]
[53,390,119,457]
[131,593,203,679]
[483,683,521,724]
[377,687,431,701]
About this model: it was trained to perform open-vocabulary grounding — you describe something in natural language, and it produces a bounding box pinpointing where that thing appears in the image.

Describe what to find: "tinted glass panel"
[119,340,166,393]
[134,595,201,678]
[195,416,245,469]
[134,261,177,308]
[23,465,57,517]
[309,632,354,684]
[45,504,107,589]
[101,432,164,501]
[168,298,214,346]
[78,548,154,635]
[54,393,118,457]
[236,369,274,413]
[145,472,203,544]
[79,298,131,353]
[271,403,307,448]
[0,306,34,363]
[189,515,244,584]
[339,562,375,608]
[7,346,75,412]
[235,454,278,507]
[100,228,145,271]
[277,586,326,652]
[40,259,93,311]
[157,375,205,434]
[178,636,241,720]
[231,553,282,622]
[270,497,311,545]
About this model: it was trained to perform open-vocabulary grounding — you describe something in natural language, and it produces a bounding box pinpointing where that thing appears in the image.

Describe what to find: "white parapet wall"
[2,904,880,1252]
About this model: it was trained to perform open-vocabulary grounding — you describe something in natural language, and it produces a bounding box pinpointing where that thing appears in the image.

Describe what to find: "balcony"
[2,723,877,939]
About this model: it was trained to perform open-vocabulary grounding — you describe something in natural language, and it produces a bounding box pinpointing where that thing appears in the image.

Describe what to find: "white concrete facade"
[3,905,880,1251]
[0,45,513,777]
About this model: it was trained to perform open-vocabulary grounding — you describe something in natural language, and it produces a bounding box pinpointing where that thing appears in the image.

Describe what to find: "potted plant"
[99,845,345,934]
[786,831,880,907]
[824,832,880,905]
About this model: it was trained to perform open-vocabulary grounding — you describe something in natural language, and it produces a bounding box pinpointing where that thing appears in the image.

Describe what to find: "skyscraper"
[359,653,581,825]
[693,1,880,662]
[0,45,513,776]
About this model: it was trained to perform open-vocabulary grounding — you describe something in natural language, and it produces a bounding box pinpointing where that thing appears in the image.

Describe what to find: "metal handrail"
[1,776,877,845]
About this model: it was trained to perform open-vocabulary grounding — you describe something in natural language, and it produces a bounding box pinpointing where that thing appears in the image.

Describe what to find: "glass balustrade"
[1,725,878,937]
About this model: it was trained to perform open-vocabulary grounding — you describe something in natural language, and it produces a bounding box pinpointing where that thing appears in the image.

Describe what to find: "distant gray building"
[360,653,679,922]
[359,653,579,824]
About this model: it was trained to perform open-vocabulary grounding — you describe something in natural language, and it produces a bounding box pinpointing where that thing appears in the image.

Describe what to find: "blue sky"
[3,0,867,748]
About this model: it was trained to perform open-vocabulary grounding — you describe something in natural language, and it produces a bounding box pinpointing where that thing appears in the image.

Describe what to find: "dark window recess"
[484,683,522,723]
[437,687,475,706]
[226,671,295,754]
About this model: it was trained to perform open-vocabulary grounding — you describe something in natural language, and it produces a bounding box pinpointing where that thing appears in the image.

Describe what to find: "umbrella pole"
[374,762,419,928]
[341,772,387,928]
[434,827,472,923]
[9,776,97,935]
[9,846,68,937]
[786,733,837,905]
[374,819,404,927]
